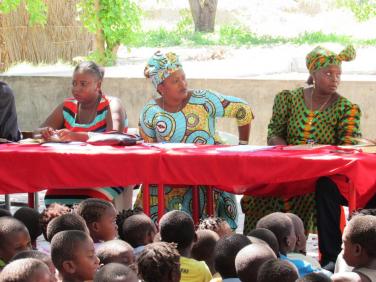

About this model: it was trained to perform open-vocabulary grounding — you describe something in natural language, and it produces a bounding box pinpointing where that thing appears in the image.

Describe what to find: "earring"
[312,80,316,89]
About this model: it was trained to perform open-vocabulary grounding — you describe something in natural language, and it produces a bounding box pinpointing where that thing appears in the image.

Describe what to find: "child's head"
[342,214,376,268]
[256,212,296,255]
[96,239,135,267]
[11,250,57,282]
[0,258,52,282]
[257,259,298,282]
[191,229,219,274]
[296,272,332,282]
[159,210,196,254]
[248,228,280,257]
[40,203,71,241]
[214,234,251,279]
[0,217,31,263]
[120,213,156,248]
[51,230,100,281]
[46,212,88,242]
[286,213,306,253]
[72,61,104,101]
[137,242,180,282]
[198,216,233,238]
[235,244,277,282]
[94,263,138,282]
[76,198,118,242]
[14,207,42,246]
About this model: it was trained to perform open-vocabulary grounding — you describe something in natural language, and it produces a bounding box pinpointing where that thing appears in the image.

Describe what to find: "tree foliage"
[0,0,47,25]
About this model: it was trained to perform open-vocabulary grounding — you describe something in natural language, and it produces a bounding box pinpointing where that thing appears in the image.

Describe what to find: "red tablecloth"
[1,143,375,209]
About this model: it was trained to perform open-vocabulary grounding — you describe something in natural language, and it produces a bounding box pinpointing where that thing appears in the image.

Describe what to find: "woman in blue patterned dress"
[135,51,254,229]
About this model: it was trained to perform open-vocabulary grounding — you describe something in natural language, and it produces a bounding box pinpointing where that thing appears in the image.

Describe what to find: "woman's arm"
[37,103,65,139]
[336,103,361,145]
[106,97,126,132]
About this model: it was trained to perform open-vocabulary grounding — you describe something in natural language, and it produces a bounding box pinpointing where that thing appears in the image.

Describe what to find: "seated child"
[76,198,118,243]
[14,207,42,249]
[234,244,277,282]
[198,216,233,238]
[191,229,219,275]
[118,212,157,256]
[214,234,252,281]
[11,250,57,282]
[0,216,31,269]
[248,228,280,257]
[159,210,212,282]
[296,272,332,282]
[137,242,181,282]
[94,262,138,282]
[257,212,324,277]
[51,230,100,282]
[39,203,71,241]
[46,213,89,242]
[257,259,299,282]
[96,239,135,267]
[0,258,52,282]
[332,215,376,282]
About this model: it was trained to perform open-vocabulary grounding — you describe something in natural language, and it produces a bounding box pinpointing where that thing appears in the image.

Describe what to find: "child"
[234,243,277,282]
[96,239,135,267]
[46,213,88,242]
[159,210,212,282]
[198,216,234,238]
[332,215,376,282]
[296,273,332,282]
[14,207,42,249]
[118,212,157,256]
[137,242,181,282]
[0,216,32,269]
[0,258,52,282]
[248,228,280,257]
[214,234,252,281]
[257,259,299,282]
[94,263,138,282]
[76,198,118,243]
[51,230,100,282]
[11,250,57,282]
[191,229,219,275]
[40,203,71,241]
[256,212,324,277]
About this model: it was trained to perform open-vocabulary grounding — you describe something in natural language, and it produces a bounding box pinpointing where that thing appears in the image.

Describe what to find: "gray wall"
[1,75,375,145]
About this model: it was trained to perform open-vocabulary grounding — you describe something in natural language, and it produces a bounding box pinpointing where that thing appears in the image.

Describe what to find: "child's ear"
[193,232,198,243]
[90,222,100,232]
[285,236,293,250]
[62,260,76,274]
[354,243,363,256]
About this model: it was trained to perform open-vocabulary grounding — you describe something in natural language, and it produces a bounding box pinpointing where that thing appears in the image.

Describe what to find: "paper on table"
[217,145,273,152]
[146,143,197,149]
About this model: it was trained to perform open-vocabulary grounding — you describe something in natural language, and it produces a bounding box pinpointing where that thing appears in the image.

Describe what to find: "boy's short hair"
[0,258,50,282]
[46,213,88,242]
[137,242,180,282]
[198,216,232,237]
[11,250,50,264]
[347,215,376,257]
[235,244,277,282]
[256,212,293,248]
[76,198,114,224]
[51,230,90,271]
[248,228,279,256]
[14,207,42,243]
[214,234,251,278]
[0,208,12,217]
[191,229,219,261]
[159,210,195,250]
[257,259,298,282]
[0,217,28,248]
[40,203,71,241]
[96,239,134,265]
[116,207,144,239]
[296,272,332,282]
[120,213,155,248]
[94,263,137,282]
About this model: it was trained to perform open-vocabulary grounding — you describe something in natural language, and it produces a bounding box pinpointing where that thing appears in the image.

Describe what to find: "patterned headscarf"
[145,51,183,89]
[306,45,356,73]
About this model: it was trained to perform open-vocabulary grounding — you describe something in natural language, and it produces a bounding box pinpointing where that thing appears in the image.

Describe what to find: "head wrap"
[145,51,183,89]
[306,45,356,73]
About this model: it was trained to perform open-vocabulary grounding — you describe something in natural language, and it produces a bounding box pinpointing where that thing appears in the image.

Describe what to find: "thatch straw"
[0,0,93,71]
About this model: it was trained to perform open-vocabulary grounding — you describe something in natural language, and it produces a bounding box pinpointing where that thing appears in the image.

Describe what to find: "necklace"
[162,98,183,113]
[76,94,101,124]
[307,89,332,126]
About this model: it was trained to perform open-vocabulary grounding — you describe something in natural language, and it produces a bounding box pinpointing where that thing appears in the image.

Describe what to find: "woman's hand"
[38,127,57,141]
[57,129,89,142]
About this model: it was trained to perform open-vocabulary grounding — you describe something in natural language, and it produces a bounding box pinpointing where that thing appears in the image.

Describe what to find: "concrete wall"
[1,75,375,145]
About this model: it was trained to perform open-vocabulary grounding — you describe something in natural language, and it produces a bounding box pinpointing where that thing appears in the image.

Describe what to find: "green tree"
[0,0,47,25]
[189,0,218,32]
[77,0,142,65]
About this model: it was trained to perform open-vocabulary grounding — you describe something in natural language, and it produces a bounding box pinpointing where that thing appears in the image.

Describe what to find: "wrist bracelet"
[239,140,248,145]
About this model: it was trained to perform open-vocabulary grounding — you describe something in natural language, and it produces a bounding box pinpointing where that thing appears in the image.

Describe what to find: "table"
[0,143,375,219]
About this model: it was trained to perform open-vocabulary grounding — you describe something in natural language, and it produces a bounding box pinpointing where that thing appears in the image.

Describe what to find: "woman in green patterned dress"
[241,45,361,235]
